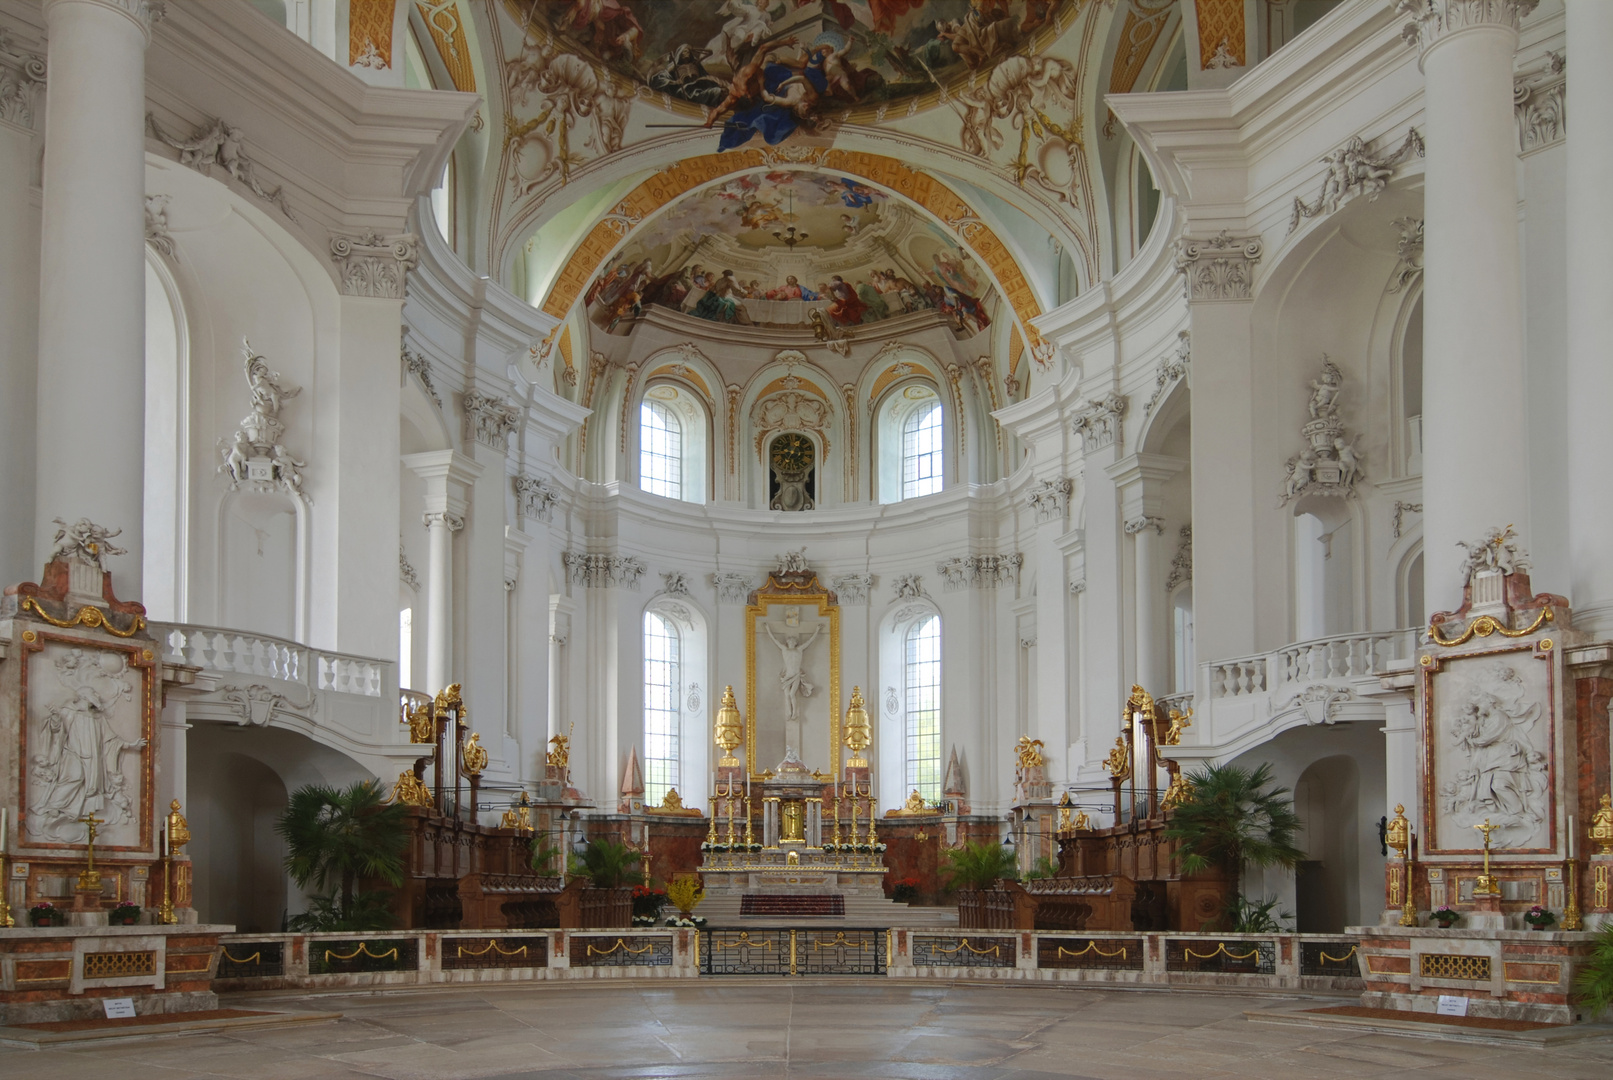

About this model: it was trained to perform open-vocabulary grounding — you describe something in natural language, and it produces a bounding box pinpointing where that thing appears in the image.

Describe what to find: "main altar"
[698,554,889,913]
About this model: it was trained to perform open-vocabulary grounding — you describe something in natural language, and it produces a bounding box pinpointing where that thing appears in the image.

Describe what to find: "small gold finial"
[1385,804,1410,858]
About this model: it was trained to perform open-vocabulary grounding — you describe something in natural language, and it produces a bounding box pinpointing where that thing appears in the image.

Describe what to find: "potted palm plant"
[944,841,1018,929]
[1574,922,1613,1021]
[566,838,639,927]
[1160,762,1305,931]
[276,779,408,932]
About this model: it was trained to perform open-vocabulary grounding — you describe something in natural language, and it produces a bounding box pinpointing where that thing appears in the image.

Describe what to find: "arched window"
[640,399,684,500]
[904,615,942,800]
[902,400,943,499]
[643,611,681,805]
[1171,586,1194,693]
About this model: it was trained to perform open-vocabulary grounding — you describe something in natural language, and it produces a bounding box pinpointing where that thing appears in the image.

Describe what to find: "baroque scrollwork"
[49,519,126,572]
[402,346,441,406]
[563,551,645,589]
[1165,526,1192,592]
[712,573,755,604]
[892,573,926,600]
[1143,331,1191,417]
[830,574,874,604]
[144,194,176,260]
[1288,128,1424,234]
[217,682,317,727]
[146,113,295,219]
[1387,217,1424,294]
[936,553,1022,590]
[504,32,632,193]
[0,30,46,130]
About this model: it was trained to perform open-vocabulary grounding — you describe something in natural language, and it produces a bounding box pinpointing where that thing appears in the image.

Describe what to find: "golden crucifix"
[76,814,104,892]
[1473,818,1501,896]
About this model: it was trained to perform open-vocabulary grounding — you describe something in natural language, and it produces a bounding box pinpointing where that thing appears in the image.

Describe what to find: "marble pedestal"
[700,848,888,900]
[0,923,232,1024]
[1353,924,1600,1025]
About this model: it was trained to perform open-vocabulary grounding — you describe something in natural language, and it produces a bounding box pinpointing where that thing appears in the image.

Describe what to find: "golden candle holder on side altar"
[1473,819,1501,896]
[1385,804,1417,926]
[160,799,191,924]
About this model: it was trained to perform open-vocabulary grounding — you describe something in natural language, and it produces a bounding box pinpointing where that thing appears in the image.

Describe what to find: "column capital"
[1123,515,1165,536]
[422,511,465,533]
[44,0,164,40]
[1175,230,1263,302]
[330,230,419,298]
[1395,0,1539,58]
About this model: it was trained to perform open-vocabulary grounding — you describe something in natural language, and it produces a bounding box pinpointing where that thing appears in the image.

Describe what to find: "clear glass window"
[643,611,680,805]
[904,615,942,801]
[640,400,683,500]
[902,401,943,499]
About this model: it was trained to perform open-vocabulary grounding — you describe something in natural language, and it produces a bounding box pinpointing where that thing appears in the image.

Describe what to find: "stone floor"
[4,982,1611,1079]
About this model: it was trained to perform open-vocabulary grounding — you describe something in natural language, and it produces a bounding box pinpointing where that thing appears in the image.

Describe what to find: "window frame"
[639,397,685,501]
[903,614,942,802]
[642,610,681,806]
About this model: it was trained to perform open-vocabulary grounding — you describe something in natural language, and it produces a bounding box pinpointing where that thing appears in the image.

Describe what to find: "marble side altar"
[0,524,223,1021]
[1354,527,1608,1024]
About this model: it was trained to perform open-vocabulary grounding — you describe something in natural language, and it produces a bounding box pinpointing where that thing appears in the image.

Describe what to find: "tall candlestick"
[1,807,8,854]
[1569,816,1576,859]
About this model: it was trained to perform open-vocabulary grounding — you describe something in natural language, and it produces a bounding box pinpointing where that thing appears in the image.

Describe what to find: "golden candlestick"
[707,797,719,844]
[744,802,755,847]
[1563,858,1583,930]
[1473,819,1501,895]
[849,799,859,846]
[75,815,104,893]
[832,796,843,847]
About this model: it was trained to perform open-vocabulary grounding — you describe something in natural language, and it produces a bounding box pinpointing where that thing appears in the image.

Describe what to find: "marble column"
[403,449,480,695]
[33,0,159,597]
[1566,0,1613,632]
[1109,453,1184,695]
[1401,0,1536,611]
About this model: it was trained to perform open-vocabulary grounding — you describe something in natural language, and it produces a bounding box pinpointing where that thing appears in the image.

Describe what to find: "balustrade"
[156,622,387,698]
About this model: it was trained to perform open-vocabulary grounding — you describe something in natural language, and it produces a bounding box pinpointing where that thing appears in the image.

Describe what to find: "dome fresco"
[509,0,1081,140]
[579,168,997,334]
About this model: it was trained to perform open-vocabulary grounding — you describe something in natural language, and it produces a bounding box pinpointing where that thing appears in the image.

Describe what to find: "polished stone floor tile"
[3,982,1609,1079]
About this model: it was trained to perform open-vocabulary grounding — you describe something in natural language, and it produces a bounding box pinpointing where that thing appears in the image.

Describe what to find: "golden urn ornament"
[1385,804,1410,858]
[166,799,190,852]
[714,684,743,767]
[1591,793,1613,856]
[843,686,871,767]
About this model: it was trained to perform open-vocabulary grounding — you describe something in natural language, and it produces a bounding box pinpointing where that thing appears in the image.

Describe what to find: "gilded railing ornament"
[1101,736,1130,780]
[390,770,433,807]
[715,684,743,767]
[1014,736,1046,771]
[843,686,871,767]
[462,732,488,777]
[434,682,465,718]
[406,699,434,743]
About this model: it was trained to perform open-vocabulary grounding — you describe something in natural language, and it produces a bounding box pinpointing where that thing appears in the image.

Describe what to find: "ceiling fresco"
[580,167,997,336]
[514,1,1080,132]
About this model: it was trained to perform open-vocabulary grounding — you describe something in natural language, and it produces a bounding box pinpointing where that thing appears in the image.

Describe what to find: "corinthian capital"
[45,0,166,38]
[1395,0,1540,56]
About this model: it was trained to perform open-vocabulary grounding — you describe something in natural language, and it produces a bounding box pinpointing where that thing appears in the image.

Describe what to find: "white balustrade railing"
[156,622,387,698]
[1210,657,1268,698]
[1207,629,1416,700]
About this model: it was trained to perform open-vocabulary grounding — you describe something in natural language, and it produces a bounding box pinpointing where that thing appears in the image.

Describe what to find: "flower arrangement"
[631,885,667,925]
[872,842,887,853]
[665,915,707,927]
[28,901,62,927]
[110,902,142,925]
[821,843,837,854]
[1430,905,1460,927]
[891,876,921,904]
[1524,905,1557,930]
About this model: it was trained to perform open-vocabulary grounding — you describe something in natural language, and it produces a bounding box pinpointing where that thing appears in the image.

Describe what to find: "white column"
[1128,518,1165,692]
[1566,0,1613,632]
[1404,0,1536,611]
[33,0,158,597]
[422,510,462,694]
[404,449,481,695]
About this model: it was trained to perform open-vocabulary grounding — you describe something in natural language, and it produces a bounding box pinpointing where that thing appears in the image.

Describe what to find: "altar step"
[700,894,958,928]
[740,894,845,917]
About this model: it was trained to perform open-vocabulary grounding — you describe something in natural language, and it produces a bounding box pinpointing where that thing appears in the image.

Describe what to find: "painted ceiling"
[516,1,1081,124]
[637,169,889,253]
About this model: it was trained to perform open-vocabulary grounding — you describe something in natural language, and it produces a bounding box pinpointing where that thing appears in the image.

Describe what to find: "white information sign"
[1435,995,1469,1017]
[102,997,137,1019]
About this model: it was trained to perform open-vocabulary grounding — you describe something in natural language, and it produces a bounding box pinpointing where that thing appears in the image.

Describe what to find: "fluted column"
[1566,0,1613,631]
[1401,0,1537,610]
[33,0,159,596]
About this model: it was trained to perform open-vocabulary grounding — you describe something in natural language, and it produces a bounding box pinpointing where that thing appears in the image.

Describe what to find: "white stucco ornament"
[219,339,307,501]
[1279,356,1363,505]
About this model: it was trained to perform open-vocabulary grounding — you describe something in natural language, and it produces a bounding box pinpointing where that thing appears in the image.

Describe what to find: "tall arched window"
[643,611,681,805]
[640,399,683,500]
[902,400,943,499]
[904,615,942,800]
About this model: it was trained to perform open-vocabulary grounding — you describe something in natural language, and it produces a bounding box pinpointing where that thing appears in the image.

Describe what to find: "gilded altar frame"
[744,573,841,781]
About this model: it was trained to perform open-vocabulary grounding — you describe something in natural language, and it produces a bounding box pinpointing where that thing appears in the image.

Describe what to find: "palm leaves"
[571,838,642,889]
[1574,922,1613,1017]
[1161,762,1305,880]
[941,841,1019,891]
[277,780,408,931]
